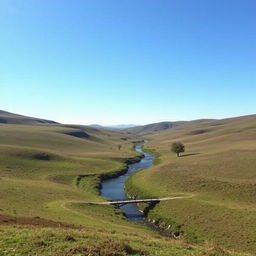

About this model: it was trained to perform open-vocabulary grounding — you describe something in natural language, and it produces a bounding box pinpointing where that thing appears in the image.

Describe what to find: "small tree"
[171,142,185,157]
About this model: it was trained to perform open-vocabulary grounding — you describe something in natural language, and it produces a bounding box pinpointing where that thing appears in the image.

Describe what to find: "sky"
[0,0,255,125]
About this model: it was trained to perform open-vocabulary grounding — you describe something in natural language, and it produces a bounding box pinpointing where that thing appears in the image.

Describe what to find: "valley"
[0,110,255,255]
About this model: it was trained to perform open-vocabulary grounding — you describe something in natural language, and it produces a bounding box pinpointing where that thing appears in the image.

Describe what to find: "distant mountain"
[89,124,103,129]
[0,110,58,125]
[125,119,215,135]
[106,124,137,129]
[89,124,136,129]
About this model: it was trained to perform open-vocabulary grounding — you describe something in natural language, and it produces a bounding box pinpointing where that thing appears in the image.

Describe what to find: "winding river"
[101,144,154,222]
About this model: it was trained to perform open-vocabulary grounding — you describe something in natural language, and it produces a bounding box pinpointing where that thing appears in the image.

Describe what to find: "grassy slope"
[0,110,58,124]
[0,123,138,221]
[125,119,215,135]
[126,115,256,254]
[0,120,251,256]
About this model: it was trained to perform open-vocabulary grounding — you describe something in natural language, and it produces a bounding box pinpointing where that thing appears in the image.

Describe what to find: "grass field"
[126,115,256,254]
[0,123,139,222]
[0,114,254,255]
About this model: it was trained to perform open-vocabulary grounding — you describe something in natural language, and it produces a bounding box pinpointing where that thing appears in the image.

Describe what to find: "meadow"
[126,115,256,254]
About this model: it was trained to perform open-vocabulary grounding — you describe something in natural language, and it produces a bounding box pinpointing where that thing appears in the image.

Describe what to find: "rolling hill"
[126,114,256,254]
[0,110,58,125]
[125,119,215,135]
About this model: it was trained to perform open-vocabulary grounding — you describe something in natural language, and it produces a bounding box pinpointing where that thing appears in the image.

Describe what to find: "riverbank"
[75,153,144,198]
[125,156,196,241]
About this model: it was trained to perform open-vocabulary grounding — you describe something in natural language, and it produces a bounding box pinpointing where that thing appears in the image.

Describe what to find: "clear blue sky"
[0,0,255,125]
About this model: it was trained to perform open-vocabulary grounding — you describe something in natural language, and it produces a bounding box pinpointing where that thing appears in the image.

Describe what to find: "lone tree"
[171,142,185,157]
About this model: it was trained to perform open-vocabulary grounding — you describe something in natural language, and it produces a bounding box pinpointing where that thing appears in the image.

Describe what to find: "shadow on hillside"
[180,153,200,157]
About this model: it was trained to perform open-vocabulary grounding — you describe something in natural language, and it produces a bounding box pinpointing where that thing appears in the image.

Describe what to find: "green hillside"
[126,114,256,254]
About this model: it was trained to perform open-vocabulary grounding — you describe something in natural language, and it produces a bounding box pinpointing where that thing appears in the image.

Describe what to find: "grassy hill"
[125,119,214,135]
[0,111,252,255]
[0,110,58,124]
[126,114,256,254]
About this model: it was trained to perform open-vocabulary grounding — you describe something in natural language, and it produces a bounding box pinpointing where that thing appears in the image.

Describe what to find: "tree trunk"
[177,152,179,157]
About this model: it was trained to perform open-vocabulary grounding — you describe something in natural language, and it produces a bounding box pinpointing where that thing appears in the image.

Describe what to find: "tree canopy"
[171,142,185,157]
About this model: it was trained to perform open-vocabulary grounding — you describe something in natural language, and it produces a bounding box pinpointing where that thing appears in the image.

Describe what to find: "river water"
[101,144,154,222]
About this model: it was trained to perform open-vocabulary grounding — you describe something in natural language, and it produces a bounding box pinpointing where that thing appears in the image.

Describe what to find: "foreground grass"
[126,115,256,254]
[0,225,246,256]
